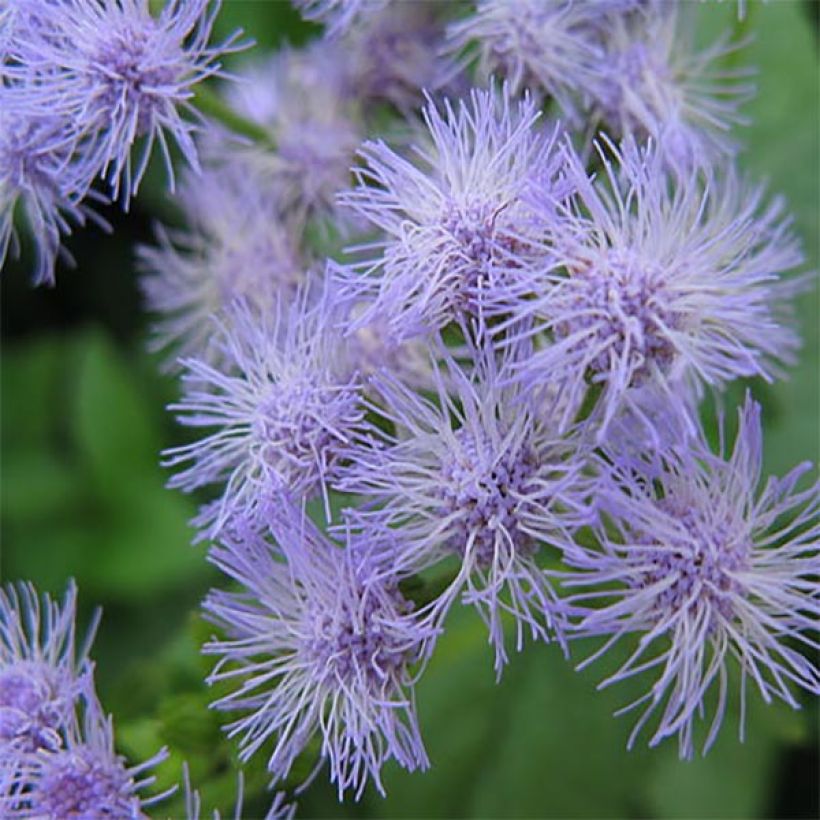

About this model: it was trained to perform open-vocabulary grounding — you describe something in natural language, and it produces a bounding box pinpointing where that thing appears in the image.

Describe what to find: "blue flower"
[562,397,820,757]
[204,507,433,799]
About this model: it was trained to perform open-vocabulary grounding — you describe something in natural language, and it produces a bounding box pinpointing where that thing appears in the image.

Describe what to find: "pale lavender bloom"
[163,288,364,537]
[14,0,243,202]
[340,337,591,673]
[138,160,304,371]
[562,397,820,758]
[335,86,567,342]
[293,0,389,37]
[224,44,363,231]
[512,137,805,438]
[343,2,456,111]
[592,5,754,169]
[0,107,106,285]
[0,581,99,755]
[2,693,170,818]
[204,508,432,799]
[447,0,605,123]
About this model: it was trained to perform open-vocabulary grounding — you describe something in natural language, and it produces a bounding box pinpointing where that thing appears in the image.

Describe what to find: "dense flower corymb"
[562,397,820,757]
[204,509,432,799]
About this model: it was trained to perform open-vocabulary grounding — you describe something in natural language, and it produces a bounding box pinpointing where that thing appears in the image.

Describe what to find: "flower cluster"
[0,582,170,818]
[5,0,819,817]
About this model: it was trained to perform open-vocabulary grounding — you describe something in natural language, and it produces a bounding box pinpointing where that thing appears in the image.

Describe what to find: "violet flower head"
[14,0,243,202]
[163,286,364,537]
[138,159,304,371]
[0,106,104,285]
[563,397,820,758]
[340,337,592,673]
[293,0,390,38]
[2,694,170,818]
[447,0,604,122]
[343,2,455,111]
[0,581,98,755]
[513,137,805,438]
[204,509,432,799]
[336,86,567,343]
[592,5,754,169]
[225,44,363,231]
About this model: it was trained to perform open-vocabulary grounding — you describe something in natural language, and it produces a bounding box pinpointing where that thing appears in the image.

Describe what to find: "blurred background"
[1,1,818,817]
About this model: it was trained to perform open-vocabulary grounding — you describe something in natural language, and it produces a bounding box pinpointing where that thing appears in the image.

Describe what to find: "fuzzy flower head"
[563,397,820,758]
[0,581,98,755]
[343,1,455,111]
[293,0,390,37]
[204,509,432,799]
[340,337,591,672]
[13,0,242,202]
[592,5,753,169]
[164,286,364,537]
[0,105,103,285]
[447,0,605,122]
[139,158,304,371]
[336,86,567,342]
[513,137,805,438]
[2,694,170,818]
[225,44,362,231]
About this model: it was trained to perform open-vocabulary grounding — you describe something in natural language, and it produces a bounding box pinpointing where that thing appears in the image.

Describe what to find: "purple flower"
[446,0,605,123]
[592,4,754,169]
[335,86,567,342]
[163,287,364,537]
[2,694,170,818]
[293,0,389,37]
[0,581,99,754]
[224,44,363,231]
[562,396,820,758]
[13,0,243,202]
[339,337,591,673]
[138,159,304,371]
[512,137,805,438]
[343,2,456,111]
[203,508,432,799]
[0,106,106,286]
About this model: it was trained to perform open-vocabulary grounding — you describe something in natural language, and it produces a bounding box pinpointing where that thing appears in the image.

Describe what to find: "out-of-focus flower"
[163,287,364,537]
[513,137,805,438]
[0,581,98,754]
[335,86,567,342]
[204,508,432,799]
[562,397,820,757]
[340,337,591,673]
[225,44,362,230]
[592,5,754,169]
[447,0,604,123]
[139,160,304,371]
[293,0,390,37]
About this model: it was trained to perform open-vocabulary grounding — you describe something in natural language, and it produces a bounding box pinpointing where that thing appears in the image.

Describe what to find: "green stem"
[192,84,276,149]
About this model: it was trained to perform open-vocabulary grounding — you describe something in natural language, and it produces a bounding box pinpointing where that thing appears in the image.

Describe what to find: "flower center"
[632,502,749,626]
[33,749,138,818]
[252,376,360,492]
[0,663,65,751]
[556,250,681,384]
[438,429,538,566]
[305,585,411,687]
